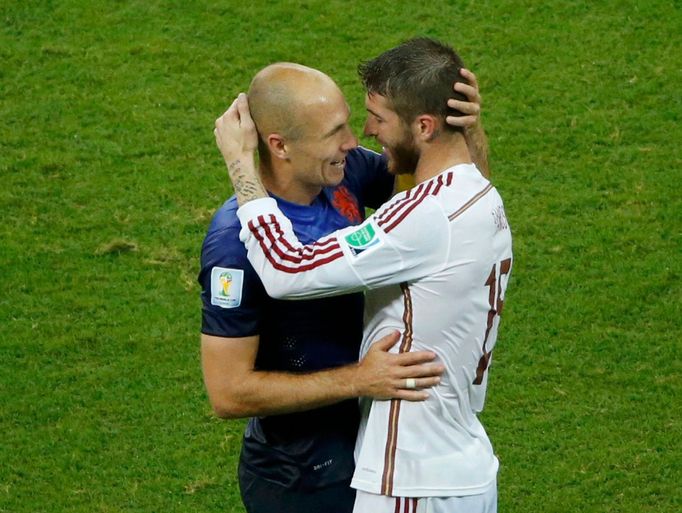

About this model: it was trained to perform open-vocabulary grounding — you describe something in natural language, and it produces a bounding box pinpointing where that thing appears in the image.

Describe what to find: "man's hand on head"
[214,93,259,160]
[214,93,267,205]
[445,68,482,129]
[445,68,490,177]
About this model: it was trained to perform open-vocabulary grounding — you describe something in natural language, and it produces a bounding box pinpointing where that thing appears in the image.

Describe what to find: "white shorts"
[352,480,497,513]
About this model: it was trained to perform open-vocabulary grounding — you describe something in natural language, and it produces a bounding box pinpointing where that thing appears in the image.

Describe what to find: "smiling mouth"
[330,158,346,168]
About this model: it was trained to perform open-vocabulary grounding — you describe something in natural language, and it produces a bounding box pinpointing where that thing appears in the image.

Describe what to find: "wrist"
[224,151,255,168]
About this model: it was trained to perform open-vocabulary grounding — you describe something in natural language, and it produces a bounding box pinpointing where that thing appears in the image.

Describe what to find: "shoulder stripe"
[448,183,494,221]
[247,216,344,274]
[377,172,452,233]
[376,182,427,226]
[381,177,438,233]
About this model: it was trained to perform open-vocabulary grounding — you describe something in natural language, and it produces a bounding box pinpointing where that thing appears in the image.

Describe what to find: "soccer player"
[201,61,486,513]
[215,38,512,513]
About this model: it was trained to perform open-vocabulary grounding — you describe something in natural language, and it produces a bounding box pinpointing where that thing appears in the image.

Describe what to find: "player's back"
[353,164,512,497]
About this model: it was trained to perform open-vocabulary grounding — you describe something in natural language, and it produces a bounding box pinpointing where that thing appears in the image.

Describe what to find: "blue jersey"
[198,147,392,490]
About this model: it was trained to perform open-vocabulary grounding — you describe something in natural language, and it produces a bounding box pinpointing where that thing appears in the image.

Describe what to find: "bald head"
[248,63,345,152]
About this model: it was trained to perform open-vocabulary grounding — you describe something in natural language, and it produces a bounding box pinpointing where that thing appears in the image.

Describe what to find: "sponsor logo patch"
[344,223,382,256]
[210,267,244,308]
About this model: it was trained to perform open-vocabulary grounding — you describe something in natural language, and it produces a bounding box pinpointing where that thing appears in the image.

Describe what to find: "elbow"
[208,397,249,420]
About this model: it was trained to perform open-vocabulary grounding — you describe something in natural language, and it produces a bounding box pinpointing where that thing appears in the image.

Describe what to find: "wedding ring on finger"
[405,378,417,389]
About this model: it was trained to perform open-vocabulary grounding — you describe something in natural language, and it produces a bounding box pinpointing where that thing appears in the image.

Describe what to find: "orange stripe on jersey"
[399,283,414,352]
[381,283,414,496]
[448,183,494,222]
[382,399,400,496]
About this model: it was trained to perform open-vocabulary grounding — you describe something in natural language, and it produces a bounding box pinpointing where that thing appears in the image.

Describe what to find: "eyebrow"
[366,107,383,120]
[323,123,346,138]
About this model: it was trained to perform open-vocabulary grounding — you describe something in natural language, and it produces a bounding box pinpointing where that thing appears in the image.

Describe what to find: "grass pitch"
[1,1,680,512]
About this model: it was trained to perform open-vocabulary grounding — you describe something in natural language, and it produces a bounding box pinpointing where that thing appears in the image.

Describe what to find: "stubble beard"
[387,131,420,175]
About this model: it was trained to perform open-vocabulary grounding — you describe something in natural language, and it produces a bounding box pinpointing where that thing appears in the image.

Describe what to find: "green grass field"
[1,1,680,511]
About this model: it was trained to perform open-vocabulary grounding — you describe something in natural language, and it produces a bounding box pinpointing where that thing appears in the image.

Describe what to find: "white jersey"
[237,163,513,497]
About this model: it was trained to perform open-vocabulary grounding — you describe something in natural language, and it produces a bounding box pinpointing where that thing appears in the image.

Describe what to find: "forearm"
[225,153,268,206]
[239,196,447,300]
[217,364,361,418]
[215,93,265,204]
[466,122,490,178]
[203,329,442,420]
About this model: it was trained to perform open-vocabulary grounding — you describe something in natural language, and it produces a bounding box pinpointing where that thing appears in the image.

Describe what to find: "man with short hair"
[201,60,485,513]
[215,38,511,513]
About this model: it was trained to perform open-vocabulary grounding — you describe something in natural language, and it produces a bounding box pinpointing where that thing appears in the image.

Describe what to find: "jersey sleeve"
[198,226,265,337]
[236,196,449,300]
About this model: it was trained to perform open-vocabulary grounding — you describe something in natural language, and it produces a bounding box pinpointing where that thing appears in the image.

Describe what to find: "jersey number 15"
[474,258,512,385]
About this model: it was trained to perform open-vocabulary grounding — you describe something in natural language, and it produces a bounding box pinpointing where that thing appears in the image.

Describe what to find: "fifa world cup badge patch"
[344,222,382,257]
[210,267,244,308]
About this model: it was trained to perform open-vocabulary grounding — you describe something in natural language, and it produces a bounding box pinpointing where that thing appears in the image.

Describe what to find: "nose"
[363,118,376,137]
[341,126,358,152]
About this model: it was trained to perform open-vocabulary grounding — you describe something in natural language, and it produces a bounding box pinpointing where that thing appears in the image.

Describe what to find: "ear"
[413,115,440,142]
[266,133,288,160]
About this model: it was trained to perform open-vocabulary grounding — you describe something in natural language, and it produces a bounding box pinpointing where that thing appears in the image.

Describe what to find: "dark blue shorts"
[238,463,355,513]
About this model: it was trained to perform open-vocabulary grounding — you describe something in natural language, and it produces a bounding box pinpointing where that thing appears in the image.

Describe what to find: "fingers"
[385,374,441,401]
[236,92,256,132]
[453,82,481,104]
[214,97,239,130]
[446,114,478,128]
[448,98,480,116]
[392,390,430,402]
[393,378,442,400]
[371,330,401,352]
[396,362,445,379]
[415,376,441,388]
[401,375,441,389]
[391,349,437,366]
[447,69,481,129]
[459,68,478,89]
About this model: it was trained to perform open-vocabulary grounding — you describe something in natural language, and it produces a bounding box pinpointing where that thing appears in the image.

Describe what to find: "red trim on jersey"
[393,497,419,513]
[432,173,445,196]
[377,182,427,227]
[382,180,437,234]
[266,215,339,260]
[247,217,345,273]
[378,181,434,233]
[251,216,340,263]
[378,173,452,233]
[381,283,414,496]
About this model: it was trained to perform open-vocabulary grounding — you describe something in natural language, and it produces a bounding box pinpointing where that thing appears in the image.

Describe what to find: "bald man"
[199,63,448,513]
